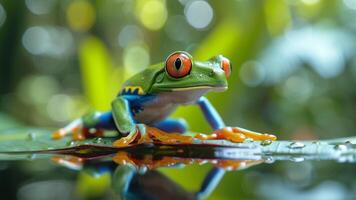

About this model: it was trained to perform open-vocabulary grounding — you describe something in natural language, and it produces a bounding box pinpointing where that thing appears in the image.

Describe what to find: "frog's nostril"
[209,70,215,77]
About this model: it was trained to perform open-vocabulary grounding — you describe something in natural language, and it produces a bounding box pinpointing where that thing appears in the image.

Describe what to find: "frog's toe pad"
[113,130,140,147]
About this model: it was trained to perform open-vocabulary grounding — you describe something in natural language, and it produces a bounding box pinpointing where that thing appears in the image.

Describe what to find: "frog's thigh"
[154,118,188,133]
[83,111,117,130]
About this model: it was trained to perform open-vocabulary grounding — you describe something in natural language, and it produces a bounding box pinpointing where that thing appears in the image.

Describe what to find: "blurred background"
[0,0,356,199]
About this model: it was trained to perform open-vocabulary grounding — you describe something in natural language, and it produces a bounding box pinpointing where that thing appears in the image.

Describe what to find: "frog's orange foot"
[113,125,194,148]
[196,127,277,143]
[112,128,141,148]
[145,126,194,144]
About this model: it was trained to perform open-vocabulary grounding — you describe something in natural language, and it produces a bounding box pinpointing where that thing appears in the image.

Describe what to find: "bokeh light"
[22,26,50,55]
[264,0,291,35]
[25,0,56,15]
[123,44,150,73]
[118,25,144,48]
[184,0,214,29]
[66,0,95,32]
[239,61,266,87]
[282,75,314,104]
[343,0,356,10]
[17,75,60,105]
[46,94,75,122]
[301,0,320,5]
[0,3,6,28]
[17,180,75,200]
[22,26,73,57]
[137,0,168,31]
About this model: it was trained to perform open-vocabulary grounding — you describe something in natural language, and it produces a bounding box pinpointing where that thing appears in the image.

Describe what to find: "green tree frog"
[53,51,276,146]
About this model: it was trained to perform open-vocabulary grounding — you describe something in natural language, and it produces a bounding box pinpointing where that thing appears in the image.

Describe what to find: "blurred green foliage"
[1,0,356,199]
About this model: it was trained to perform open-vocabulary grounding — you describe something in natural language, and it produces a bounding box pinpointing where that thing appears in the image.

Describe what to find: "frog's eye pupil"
[174,58,182,70]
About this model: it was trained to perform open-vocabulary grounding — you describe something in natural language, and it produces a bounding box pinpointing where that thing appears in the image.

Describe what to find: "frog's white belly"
[133,89,210,125]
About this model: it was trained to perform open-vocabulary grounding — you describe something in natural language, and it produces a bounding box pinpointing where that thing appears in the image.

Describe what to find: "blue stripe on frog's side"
[121,94,156,116]
[94,94,156,130]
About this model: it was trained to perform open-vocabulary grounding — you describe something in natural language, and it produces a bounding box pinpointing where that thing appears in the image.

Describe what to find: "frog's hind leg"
[153,118,188,134]
[52,118,84,140]
[52,111,116,140]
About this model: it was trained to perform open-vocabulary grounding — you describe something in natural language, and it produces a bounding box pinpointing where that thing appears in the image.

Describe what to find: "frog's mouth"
[170,85,228,92]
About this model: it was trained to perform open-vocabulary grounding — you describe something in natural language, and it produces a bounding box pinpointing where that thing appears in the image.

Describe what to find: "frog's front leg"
[111,97,143,147]
[195,96,277,142]
[104,96,193,147]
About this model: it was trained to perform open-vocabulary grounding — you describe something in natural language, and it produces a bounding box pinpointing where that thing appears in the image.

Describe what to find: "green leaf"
[0,128,355,163]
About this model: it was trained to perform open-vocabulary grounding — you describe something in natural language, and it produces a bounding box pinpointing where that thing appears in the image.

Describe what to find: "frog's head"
[150,51,231,93]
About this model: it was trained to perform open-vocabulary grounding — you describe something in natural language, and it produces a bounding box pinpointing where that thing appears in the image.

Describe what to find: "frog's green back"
[120,63,164,95]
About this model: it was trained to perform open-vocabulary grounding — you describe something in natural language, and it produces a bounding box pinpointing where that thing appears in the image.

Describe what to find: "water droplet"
[244,138,254,143]
[264,156,275,164]
[261,140,273,146]
[334,144,349,152]
[66,141,76,146]
[290,156,305,162]
[93,137,103,144]
[288,142,305,149]
[344,141,354,148]
[27,132,36,141]
[27,154,36,160]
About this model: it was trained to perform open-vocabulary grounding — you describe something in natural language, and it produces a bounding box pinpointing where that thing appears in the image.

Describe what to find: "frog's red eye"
[220,57,231,77]
[165,52,192,78]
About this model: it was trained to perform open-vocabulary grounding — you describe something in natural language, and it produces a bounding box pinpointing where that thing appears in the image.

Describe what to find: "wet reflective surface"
[0,135,355,200]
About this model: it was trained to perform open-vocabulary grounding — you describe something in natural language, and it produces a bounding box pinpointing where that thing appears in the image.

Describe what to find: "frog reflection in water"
[53,152,263,200]
[52,51,276,146]
[112,152,263,171]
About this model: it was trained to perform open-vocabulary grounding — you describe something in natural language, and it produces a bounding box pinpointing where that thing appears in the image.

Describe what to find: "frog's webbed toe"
[227,127,277,141]
[145,126,194,144]
[195,127,277,143]
[112,128,141,147]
